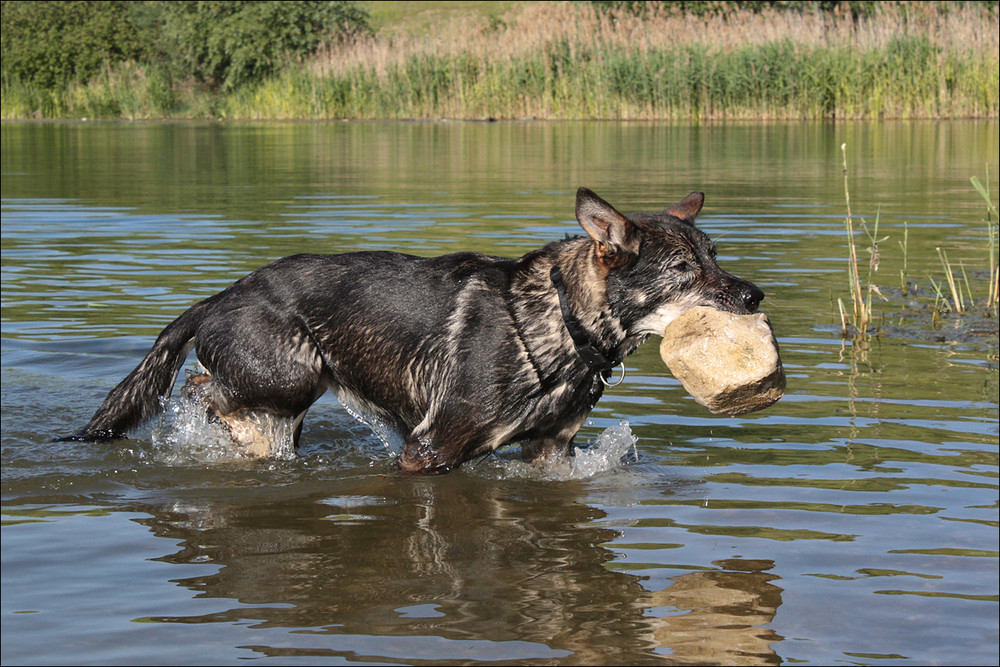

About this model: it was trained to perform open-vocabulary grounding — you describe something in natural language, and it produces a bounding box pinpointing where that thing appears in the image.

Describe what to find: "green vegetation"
[912,173,998,324]
[948,173,999,314]
[1,1,143,89]
[2,1,998,120]
[840,155,999,340]
[838,143,885,338]
[2,0,369,118]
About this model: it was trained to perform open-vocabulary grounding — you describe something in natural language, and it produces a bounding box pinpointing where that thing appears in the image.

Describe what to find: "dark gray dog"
[63,188,764,473]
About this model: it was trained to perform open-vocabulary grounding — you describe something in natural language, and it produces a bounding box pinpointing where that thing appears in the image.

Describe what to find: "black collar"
[549,265,625,374]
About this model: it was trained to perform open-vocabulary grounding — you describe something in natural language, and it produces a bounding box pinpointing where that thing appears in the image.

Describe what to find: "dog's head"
[576,188,765,337]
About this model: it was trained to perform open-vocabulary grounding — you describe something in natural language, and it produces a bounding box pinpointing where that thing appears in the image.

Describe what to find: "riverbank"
[3,1,997,121]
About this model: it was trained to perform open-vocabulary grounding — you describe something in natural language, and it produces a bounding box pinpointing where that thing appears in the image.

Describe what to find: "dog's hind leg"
[187,316,328,457]
[182,371,310,457]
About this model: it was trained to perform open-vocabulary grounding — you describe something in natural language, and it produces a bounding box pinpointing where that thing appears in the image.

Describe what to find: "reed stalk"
[898,221,909,297]
[970,173,999,311]
[926,274,948,322]
[841,143,869,336]
[936,247,964,313]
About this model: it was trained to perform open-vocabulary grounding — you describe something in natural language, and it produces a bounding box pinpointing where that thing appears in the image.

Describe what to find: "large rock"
[660,306,785,415]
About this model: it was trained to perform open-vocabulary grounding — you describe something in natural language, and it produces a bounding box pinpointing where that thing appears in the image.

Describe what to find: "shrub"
[1,1,143,88]
[1,1,370,93]
[149,1,371,92]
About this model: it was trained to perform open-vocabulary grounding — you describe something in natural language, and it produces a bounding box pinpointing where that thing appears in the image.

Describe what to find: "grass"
[257,1,999,121]
[971,172,1000,310]
[923,172,999,320]
[841,160,999,340]
[358,1,519,38]
[839,143,889,338]
[3,1,998,120]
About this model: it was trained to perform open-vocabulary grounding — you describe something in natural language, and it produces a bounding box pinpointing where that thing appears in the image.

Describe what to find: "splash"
[476,420,640,481]
[565,419,640,479]
[150,394,297,464]
[337,398,405,455]
[146,391,638,479]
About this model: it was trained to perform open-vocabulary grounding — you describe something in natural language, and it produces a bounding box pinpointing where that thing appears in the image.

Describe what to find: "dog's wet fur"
[62,189,764,474]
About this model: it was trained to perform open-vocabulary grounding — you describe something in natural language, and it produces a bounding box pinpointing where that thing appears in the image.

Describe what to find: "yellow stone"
[660,306,785,415]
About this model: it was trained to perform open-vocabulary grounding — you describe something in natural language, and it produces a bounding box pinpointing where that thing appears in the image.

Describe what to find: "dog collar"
[549,265,626,378]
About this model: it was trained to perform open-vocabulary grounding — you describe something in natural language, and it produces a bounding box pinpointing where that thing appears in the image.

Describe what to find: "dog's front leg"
[521,436,573,463]
[398,435,460,475]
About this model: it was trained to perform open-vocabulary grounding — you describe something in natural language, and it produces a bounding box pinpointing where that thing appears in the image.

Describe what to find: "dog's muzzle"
[740,281,765,313]
[714,274,765,314]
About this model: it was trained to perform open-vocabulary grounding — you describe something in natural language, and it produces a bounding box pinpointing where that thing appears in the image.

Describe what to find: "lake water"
[2,120,997,666]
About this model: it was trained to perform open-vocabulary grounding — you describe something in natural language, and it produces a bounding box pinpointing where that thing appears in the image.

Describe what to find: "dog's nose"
[741,282,765,312]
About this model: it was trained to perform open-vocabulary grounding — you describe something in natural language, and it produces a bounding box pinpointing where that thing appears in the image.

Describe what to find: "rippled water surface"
[2,121,998,665]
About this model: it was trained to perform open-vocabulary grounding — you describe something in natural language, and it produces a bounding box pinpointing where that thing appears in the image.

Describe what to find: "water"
[2,120,997,665]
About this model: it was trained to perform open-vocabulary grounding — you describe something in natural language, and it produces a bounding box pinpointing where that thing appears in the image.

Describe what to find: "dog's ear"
[664,192,705,223]
[576,188,639,268]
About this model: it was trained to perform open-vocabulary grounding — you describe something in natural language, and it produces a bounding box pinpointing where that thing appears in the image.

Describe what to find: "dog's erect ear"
[664,192,705,223]
[576,188,639,267]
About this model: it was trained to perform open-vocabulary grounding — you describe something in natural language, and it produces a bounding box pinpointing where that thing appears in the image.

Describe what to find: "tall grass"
[238,1,998,121]
[838,143,890,338]
[922,173,999,318]
[221,35,997,121]
[969,172,999,312]
[3,62,184,120]
[843,162,999,338]
[3,1,998,120]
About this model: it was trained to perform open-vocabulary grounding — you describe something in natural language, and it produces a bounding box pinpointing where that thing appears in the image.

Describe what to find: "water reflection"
[649,559,782,665]
[129,479,783,664]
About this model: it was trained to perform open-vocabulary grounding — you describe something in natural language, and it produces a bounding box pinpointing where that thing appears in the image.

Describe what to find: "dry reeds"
[272,0,998,121]
[312,2,998,78]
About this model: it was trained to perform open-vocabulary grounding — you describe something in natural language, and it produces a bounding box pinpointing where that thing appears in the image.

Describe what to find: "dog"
[62,188,764,474]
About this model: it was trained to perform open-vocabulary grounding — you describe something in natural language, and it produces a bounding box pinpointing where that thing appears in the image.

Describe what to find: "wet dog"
[63,188,764,474]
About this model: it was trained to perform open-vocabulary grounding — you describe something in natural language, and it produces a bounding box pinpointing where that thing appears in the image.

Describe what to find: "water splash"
[337,398,405,455]
[150,394,297,464]
[565,419,640,479]
[146,391,638,480]
[475,420,640,481]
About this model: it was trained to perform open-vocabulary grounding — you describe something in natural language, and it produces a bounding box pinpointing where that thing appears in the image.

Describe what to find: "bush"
[149,1,371,92]
[1,1,370,93]
[1,1,143,88]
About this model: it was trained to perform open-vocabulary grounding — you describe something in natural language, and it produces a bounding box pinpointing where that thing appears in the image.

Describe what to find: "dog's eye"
[670,260,694,273]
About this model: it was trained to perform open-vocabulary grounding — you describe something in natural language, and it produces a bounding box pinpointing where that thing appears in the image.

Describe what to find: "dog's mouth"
[638,284,765,337]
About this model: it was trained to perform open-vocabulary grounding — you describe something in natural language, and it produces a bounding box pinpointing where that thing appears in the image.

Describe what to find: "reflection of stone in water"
[649,559,784,665]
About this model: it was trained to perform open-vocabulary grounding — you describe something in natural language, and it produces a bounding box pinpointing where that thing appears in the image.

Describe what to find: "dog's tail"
[59,301,209,442]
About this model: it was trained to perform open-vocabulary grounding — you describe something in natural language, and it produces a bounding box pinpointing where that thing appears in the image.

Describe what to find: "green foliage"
[1,1,144,88]
[147,1,371,92]
[2,1,996,120]
[1,0,370,95]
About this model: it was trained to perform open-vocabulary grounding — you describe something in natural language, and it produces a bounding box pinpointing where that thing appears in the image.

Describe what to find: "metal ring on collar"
[601,362,627,387]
